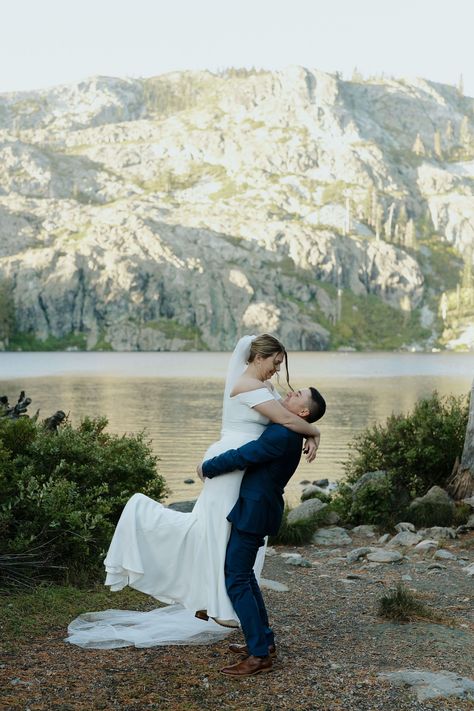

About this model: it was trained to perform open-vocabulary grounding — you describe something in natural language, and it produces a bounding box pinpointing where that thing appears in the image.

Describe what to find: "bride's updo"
[248,333,292,390]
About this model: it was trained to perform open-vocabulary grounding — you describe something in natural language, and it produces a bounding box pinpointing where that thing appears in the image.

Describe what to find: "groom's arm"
[201,425,291,479]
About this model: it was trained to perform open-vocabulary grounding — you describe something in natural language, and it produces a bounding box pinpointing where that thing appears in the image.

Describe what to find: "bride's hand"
[196,463,205,482]
[303,435,319,463]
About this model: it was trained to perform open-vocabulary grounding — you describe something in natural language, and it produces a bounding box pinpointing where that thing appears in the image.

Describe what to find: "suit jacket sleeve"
[202,425,291,478]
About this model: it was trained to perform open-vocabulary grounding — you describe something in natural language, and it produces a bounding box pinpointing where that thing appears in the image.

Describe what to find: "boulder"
[287,498,327,525]
[313,479,329,488]
[351,470,388,496]
[378,533,391,544]
[434,549,456,560]
[418,526,457,540]
[346,547,376,564]
[414,539,438,552]
[408,486,455,527]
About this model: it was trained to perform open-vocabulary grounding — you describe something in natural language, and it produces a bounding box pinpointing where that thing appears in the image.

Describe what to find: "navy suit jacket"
[202,424,303,536]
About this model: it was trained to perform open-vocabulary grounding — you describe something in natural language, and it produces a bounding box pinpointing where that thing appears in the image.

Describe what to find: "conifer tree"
[434,130,442,160]
[412,133,425,156]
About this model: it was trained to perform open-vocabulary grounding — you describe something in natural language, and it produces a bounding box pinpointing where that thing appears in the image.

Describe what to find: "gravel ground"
[1,532,473,711]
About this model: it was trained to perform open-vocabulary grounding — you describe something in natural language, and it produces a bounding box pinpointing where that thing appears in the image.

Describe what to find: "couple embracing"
[67,334,326,677]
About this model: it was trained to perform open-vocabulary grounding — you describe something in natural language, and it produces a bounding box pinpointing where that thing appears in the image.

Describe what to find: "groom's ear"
[298,407,310,419]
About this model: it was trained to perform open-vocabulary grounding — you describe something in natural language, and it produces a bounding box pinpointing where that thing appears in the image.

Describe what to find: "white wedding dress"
[66,336,279,649]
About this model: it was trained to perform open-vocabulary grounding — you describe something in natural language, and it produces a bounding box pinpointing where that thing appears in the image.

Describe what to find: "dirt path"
[1,533,473,710]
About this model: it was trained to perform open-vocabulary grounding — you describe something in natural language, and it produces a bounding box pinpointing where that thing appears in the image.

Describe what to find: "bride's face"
[257,351,284,380]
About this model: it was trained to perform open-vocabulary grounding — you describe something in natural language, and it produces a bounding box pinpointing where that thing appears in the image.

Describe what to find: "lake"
[1,351,473,507]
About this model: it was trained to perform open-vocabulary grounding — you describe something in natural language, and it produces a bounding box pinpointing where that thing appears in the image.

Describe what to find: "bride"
[66,334,321,648]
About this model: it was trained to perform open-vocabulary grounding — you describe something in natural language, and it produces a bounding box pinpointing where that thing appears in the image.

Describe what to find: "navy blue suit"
[202,424,303,656]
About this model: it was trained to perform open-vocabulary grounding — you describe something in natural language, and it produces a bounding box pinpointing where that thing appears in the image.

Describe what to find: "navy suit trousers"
[224,527,274,657]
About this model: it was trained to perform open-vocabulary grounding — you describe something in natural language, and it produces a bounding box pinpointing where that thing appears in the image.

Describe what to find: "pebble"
[265,546,277,557]
[427,562,446,570]
[464,562,474,577]
[402,574,413,581]
[183,478,195,484]
[378,533,391,544]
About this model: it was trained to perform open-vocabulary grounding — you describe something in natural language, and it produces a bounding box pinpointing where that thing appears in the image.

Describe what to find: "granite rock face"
[0,69,472,350]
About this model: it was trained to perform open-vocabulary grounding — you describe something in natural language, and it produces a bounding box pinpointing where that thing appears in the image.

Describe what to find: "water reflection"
[1,363,471,507]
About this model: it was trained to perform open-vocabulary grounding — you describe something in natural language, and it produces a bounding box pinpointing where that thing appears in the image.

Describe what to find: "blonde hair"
[248,333,292,390]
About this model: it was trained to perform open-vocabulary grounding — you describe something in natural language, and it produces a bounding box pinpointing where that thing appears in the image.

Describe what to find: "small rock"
[260,578,289,592]
[427,562,446,570]
[434,549,456,560]
[346,547,376,564]
[301,484,327,501]
[464,563,474,577]
[414,539,438,552]
[367,550,403,563]
[281,552,302,560]
[378,533,391,544]
[346,573,366,580]
[313,478,329,488]
[395,522,416,533]
[388,531,422,547]
[299,479,311,485]
[183,478,195,484]
[462,496,474,509]
[167,500,196,513]
[312,527,352,546]
[402,574,413,581]
[265,546,277,557]
[466,514,474,529]
[351,525,377,538]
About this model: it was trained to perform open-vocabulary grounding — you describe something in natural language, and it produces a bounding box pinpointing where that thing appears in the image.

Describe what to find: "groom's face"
[282,388,312,419]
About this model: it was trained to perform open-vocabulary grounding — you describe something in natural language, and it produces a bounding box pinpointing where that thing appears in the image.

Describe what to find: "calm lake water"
[1,351,473,507]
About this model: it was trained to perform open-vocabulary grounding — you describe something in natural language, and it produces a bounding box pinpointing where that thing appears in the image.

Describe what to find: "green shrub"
[350,476,399,529]
[453,503,472,527]
[0,416,167,585]
[405,500,454,528]
[344,392,468,499]
[269,506,325,546]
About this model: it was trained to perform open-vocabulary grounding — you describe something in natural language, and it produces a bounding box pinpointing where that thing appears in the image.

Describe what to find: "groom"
[198,386,326,677]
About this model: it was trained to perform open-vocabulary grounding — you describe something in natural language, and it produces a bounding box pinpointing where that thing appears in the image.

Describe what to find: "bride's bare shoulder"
[230,376,267,397]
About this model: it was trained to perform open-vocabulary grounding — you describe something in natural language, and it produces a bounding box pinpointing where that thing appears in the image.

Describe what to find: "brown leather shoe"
[220,655,273,677]
[195,610,209,621]
[228,643,276,657]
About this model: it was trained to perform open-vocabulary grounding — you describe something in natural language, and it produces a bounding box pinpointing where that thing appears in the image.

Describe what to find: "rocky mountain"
[0,67,473,351]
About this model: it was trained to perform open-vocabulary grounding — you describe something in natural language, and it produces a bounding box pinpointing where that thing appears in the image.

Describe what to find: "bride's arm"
[253,399,320,439]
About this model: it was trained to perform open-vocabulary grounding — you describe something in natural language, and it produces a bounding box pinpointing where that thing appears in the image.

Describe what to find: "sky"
[0,0,473,97]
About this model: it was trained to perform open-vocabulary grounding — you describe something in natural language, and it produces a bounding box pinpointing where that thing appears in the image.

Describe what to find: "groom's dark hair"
[306,387,326,423]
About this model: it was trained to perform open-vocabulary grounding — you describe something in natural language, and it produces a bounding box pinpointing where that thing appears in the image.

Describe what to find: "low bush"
[0,416,167,585]
[378,583,434,622]
[269,506,326,546]
[344,392,468,498]
[405,500,454,528]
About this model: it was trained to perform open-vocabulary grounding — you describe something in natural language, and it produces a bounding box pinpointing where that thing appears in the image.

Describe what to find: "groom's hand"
[303,436,319,463]
[196,463,205,482]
